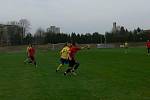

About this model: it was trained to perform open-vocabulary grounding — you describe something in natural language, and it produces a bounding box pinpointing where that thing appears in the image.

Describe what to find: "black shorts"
[60,58,69,64]
[69,59,76,67]
[29,56,35,61]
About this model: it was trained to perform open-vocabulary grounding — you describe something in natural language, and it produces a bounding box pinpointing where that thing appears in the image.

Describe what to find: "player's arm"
[81,45,89,49]
[26,47,29,56]
[81,46,86,49]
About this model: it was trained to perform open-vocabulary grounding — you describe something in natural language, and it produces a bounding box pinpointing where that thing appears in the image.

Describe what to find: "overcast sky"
[0,0,150,34]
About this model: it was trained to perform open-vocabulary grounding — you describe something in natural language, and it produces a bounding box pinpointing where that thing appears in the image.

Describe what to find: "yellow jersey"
[60,46,70,59]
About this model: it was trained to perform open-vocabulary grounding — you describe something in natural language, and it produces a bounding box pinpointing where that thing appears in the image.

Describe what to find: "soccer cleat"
[56,70,58,72]
[64,72,67,76]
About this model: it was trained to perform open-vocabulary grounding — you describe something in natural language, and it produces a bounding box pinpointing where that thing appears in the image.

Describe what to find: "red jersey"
[28,47,35,57]
[146,42,150,48]
[69,46,80,60]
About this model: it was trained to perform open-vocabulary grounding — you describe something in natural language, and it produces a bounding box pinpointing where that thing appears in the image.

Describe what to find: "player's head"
[29,43,32,47]
[147,40,149,42]
[28,43,31,47]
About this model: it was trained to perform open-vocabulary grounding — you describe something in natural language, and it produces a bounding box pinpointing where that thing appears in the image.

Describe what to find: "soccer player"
[64,42,84,76]
[25,44,37,67]
[24,44,32,63]
[124,41,128,54]
[56,43,70,72]
[146,40,150,56]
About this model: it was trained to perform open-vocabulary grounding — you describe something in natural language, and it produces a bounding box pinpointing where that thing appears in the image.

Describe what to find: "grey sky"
[0,0,150,34]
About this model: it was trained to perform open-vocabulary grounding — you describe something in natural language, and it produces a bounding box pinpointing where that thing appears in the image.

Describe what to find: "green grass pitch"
[0,47,150,100]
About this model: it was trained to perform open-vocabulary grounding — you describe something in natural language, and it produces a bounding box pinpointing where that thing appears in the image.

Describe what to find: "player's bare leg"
[56,64,63,72]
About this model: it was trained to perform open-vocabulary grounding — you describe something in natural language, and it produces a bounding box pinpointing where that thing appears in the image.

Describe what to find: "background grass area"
[0,47,150,100]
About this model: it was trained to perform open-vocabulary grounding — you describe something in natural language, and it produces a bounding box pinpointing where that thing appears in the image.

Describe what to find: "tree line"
[32,32,104,44]
[30,27,150,44]
[105,27,150,43]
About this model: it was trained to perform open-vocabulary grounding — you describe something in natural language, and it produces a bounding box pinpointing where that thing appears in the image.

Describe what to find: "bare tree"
[19,19,31,36]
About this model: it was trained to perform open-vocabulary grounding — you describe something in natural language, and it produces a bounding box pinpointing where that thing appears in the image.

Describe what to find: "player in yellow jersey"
[56,43,70,72]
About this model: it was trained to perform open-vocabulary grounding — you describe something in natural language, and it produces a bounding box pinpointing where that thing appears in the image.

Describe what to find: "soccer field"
[0,47,150,100]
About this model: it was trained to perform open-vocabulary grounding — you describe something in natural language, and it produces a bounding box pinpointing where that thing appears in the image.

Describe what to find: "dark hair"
[29,43,32,47]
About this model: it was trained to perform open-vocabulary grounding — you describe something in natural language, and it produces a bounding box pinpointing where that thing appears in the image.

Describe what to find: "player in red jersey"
[28,44,37,67]
[146,40,150,56]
